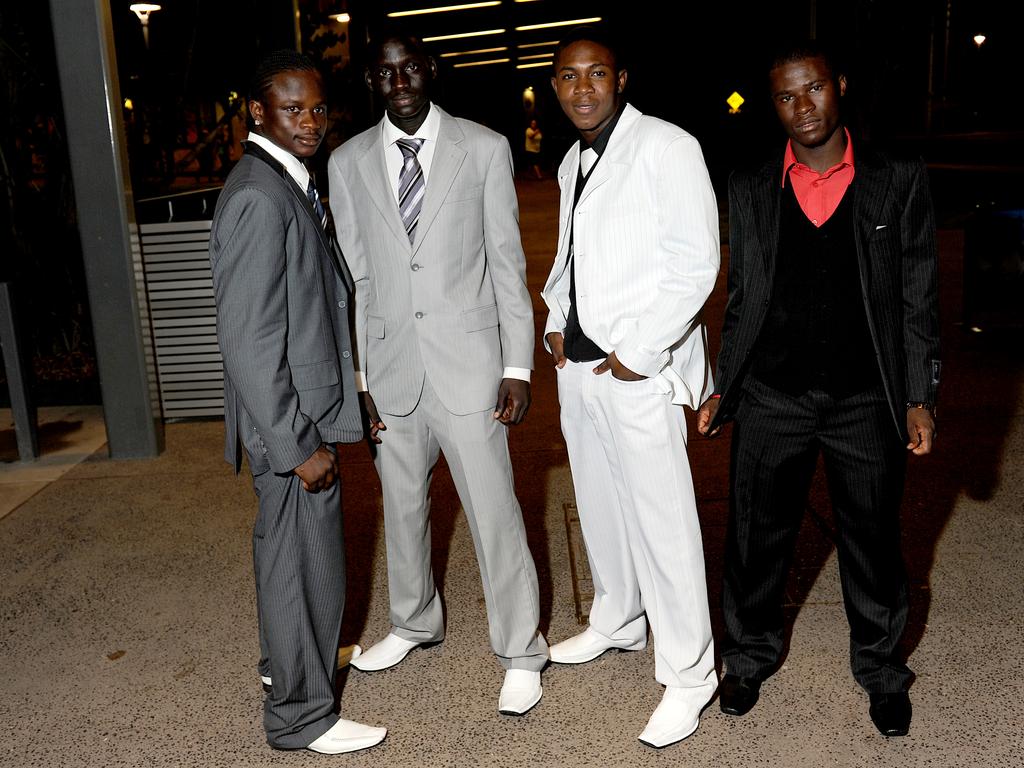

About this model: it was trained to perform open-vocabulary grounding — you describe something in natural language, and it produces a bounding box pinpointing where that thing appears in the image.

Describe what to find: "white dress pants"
[557,360,717,703]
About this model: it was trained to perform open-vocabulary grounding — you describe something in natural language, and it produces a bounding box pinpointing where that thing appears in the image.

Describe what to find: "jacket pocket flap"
[461,303,499,333]
[448,183,483,202]
[291,360,339,391]
[367,314,385,339]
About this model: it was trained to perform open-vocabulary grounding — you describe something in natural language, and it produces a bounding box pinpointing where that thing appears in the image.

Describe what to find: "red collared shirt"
[782,128,855,227]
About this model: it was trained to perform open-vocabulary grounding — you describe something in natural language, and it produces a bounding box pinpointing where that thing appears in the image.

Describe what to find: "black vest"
[751,183,879,398]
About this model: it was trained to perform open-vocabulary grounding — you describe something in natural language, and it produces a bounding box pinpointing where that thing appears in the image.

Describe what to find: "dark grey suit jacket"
[210,144,361,475]
[711,146,941,440]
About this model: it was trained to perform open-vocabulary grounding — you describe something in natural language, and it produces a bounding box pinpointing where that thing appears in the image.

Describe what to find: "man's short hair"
[552,25,624,73]
[767,40,843,83]
[365,34,433,68]
[248,49,320,105]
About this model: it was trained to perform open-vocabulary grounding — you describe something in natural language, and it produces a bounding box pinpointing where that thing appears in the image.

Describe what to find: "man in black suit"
[697,41,939,737]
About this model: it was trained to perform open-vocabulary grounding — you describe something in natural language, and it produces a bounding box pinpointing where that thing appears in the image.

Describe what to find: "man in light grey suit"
[210,51,385,754]
[327,35,548,715]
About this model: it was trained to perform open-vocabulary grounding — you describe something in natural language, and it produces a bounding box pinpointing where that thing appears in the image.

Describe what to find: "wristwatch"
[906,401,936,417]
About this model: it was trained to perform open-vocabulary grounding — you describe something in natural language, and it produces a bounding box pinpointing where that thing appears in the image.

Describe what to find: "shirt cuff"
[503,367,531,383]
[354,371,368,392]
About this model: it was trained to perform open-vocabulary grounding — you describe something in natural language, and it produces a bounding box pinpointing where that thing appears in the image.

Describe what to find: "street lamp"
[973,34,986,47]
[130,3,161,48]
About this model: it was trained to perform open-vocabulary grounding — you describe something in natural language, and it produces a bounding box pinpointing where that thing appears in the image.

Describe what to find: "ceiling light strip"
[516,61,552,69]
[517,40,558,49]
[453,57,512,68]
[440,46,509,58]
[388,2,500,17]
[517,53,552,61]
[423,28,505,41]
[515,17,602,31]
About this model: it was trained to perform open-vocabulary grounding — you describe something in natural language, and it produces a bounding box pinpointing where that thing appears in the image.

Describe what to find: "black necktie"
[306,177,328,231]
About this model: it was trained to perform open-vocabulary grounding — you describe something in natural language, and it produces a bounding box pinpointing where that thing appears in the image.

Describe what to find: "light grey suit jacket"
[327,106,533,417]
[210,144,362,475]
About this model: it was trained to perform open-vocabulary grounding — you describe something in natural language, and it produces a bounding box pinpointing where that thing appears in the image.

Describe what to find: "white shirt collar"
[246,131,311,192]
[382,102,440,146]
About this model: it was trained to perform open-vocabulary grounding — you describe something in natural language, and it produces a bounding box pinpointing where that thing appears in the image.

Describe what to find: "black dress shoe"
[869,692,912,736]
[719,674,761,717]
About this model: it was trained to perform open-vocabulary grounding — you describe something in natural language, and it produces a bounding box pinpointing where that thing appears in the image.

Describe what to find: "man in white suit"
[327,35,548,715]
[542,28,721,748]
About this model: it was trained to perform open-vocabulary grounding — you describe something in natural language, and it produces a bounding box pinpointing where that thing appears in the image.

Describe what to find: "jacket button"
[337,300,346,309]
[415,312,424,319]
[342,351,351,359]
[411,263,421,271]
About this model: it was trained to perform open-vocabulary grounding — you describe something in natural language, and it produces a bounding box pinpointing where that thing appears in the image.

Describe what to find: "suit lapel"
[754,159,782,286]
[545,145,580,295]
[576,159,611,207]
[245,143,349,285]
[412,109,467,257]
[356,123,410,247]
[851,153,892,288]
[575,104,641,208]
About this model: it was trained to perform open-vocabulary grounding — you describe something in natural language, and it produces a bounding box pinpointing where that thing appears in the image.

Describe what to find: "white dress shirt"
[382,103,440,199]
[247,131,310,193]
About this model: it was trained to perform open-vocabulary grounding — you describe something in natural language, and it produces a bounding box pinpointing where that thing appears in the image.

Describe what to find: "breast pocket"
[447,183,483,203]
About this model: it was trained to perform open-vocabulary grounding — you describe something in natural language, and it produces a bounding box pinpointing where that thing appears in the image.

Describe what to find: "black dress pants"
[721,378,912,693]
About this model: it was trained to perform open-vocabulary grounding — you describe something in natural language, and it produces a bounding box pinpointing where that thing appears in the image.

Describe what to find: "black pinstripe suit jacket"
[710,144,941,440]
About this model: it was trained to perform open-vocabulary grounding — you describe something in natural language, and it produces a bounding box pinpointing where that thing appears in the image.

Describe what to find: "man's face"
[366,39,436,122]
[551,39,626,140]
[769,55,846,150]
[250,69,327,159]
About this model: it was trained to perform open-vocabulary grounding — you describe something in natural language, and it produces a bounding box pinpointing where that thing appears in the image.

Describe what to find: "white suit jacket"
[328,106,533,417]
[541,103,720,408]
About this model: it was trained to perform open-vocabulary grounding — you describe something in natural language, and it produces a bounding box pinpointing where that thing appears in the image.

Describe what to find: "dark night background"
[0,0,1021,404]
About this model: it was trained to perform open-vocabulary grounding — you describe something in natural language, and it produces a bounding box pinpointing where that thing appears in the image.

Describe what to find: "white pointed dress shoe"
[350,633,421,672]
[498,669,542,716]
[637,687,701,749]
[549,627,646,665]
[306,718,387,754]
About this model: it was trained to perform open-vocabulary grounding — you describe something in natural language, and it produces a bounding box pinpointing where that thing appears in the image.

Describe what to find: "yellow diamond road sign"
[727,91,745,112]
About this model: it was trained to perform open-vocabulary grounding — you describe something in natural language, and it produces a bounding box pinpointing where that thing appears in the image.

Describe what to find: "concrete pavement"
[0,179,1021,767]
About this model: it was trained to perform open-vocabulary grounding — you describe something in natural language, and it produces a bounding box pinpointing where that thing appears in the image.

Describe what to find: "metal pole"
[0,283,39,461]
[49,0,164,458]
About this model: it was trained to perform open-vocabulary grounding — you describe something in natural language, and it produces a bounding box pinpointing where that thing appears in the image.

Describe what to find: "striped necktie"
[396,138,425,243]
[306,177,328,231]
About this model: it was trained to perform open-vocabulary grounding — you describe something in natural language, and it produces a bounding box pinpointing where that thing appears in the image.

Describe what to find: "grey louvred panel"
[137,203,225,419]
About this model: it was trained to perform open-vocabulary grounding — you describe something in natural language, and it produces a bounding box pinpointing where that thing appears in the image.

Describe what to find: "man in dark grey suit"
[210,50,385,754]
[328,35,548,715]
[698,41,939,737]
